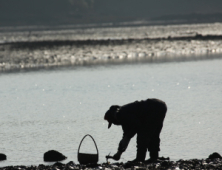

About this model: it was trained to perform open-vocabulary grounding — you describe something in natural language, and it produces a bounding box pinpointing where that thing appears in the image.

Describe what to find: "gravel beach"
[1,153,222,170]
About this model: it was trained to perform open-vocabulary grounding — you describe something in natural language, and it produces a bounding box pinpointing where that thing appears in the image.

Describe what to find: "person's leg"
[136,132,150,162]
[147,122,162,160]
[128,132,149,163]
[146,100,167,162]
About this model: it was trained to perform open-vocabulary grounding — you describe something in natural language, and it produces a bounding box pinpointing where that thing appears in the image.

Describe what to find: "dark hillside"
[0,0,222,26]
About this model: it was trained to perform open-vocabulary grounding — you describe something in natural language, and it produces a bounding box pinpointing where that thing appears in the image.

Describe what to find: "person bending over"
[104,98,167,163]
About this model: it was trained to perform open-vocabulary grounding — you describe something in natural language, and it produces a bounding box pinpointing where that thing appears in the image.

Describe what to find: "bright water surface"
[0,58,222,166]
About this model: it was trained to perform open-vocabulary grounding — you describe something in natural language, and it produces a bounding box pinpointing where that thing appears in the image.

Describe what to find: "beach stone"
[0,153,7,161]
[43,150,67,162]
[161,161,171,167]
[208,152,222,159]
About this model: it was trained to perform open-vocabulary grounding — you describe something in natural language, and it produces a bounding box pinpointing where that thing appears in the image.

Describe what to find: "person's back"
[117,98,166,133]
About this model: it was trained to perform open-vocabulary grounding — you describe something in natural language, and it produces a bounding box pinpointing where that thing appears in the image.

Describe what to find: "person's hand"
[112,151,122,161]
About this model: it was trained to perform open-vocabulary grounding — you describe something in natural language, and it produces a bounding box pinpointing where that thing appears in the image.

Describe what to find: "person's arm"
[112,136,131,160]
[112,103,138,160]
[118,133,134,152]
[112,130,136,160]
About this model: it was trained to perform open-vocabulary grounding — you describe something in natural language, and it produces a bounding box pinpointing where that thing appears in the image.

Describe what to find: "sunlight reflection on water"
[0,58,222,166]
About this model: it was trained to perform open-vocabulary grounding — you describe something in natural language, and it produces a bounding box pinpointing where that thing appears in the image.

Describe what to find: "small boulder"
[0,153,7,161]
[43,150,67,162]
[208,152,222,159]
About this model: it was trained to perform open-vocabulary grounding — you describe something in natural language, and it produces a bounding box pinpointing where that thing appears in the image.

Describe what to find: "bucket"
[77,134,99,164]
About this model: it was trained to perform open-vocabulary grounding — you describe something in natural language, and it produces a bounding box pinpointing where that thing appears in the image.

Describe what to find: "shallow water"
[1,23,222,72]
[0,58,222,166]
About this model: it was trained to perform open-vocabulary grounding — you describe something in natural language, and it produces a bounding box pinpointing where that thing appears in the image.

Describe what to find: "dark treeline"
[1,0,222,26]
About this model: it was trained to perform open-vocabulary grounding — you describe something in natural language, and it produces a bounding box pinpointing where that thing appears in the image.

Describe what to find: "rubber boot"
[150,151,158,160]
[145,151,159,164]
[128,150,146,163]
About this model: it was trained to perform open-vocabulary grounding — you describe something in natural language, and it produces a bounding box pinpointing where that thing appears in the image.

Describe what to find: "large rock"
[0,153,7,161]
[208,152,222,159]
[43,150,67,162]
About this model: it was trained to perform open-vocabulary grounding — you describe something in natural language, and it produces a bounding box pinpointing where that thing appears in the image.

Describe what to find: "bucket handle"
[77,134,99,156]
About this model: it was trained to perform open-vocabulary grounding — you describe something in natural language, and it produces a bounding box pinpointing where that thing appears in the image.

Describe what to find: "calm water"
[0,58,222,166]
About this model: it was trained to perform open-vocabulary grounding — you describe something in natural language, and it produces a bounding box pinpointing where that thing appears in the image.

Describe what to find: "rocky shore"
[1,153,222,170]
[1,158,222,170]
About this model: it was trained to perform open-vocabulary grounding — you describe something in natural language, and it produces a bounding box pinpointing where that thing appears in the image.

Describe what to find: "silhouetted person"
[104,98,167,163]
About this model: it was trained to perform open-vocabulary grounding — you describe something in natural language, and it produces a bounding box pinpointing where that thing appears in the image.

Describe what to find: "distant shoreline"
[1,19,221,33]
[1,34,222,73]
[1,23,222,73]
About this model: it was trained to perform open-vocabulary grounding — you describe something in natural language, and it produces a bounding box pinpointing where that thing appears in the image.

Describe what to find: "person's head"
[104,105,120,129]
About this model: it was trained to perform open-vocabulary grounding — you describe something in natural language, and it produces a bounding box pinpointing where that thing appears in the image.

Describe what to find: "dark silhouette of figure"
[104,98,167,163]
